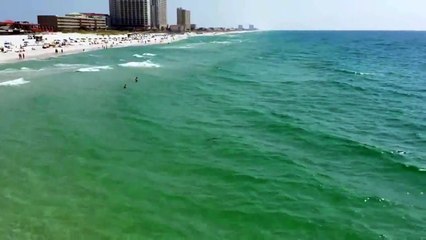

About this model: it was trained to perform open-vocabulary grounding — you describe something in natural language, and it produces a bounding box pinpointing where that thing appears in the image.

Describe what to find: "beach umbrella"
[3,20,14,24]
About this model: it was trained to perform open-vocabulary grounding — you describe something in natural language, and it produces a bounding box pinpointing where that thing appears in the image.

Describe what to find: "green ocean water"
[0,31,425,239]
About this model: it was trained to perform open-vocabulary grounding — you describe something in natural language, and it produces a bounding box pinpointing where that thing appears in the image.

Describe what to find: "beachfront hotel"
[177,7,191,31]
[109,0,153,30]
[151,0,167,30]
[37,13,108,32]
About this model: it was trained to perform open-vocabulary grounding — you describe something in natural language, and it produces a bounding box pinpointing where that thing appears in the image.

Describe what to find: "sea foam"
[54,63,88,68]
[118,61,160,68]
[0,78,29,86]
[0,67,43,74]
[211,41,232,44]
[133,53,157,58]
[167,43,205,49]
[334,68,377,76]
[76,66,113,72]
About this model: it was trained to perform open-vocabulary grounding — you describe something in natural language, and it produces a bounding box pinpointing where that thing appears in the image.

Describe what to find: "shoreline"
[0,31,248,65]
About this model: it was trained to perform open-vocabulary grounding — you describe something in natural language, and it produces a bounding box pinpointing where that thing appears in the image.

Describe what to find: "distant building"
[177,7,191,31]
[238,25,244,30]
[109,0,151,29]
[151,0,167,30]
[38,13,107,32]
[81,13,110,28]
[0,20,54,34]
[249,24,255,30]
[169,24,184,33]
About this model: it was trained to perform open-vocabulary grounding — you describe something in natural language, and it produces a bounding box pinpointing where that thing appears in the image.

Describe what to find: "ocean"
[0,31,425,239]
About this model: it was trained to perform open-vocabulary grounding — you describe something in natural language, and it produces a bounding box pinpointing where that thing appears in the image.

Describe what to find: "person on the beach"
[135,77,138,83]
[61,49,63,53]
[18,53,22,60]
[22,53,25,59]
[55,49,58,54]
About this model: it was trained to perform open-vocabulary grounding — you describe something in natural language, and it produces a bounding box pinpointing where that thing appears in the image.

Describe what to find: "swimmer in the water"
[124,84,127,89]
[135,77,138,83]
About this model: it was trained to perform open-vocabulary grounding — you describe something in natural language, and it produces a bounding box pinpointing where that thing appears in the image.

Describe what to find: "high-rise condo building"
[151,0,167,30]
[109,0,152,29]
[177,7,191,31]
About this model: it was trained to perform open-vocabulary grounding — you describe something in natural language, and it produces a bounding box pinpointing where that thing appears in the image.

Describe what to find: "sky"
[1,0,426,30]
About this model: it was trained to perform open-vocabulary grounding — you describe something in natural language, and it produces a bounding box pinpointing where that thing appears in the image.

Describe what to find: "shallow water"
[0,31,425,239]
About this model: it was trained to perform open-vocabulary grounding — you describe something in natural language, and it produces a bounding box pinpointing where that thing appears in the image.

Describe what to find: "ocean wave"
[305,62,380,78]
[0,68,16,74]
[76,66,113,72]
[53,63,87,68]
[333,68,376,76]
[263,116,424,176]
[167,43,206,49]
[323,137,426,174]
[380,87,425,100]
[0,78,29,86]
[54,63,77,67]
[118,61,160,68]
[167,46,195,49]
[54,63,88,68]
[330,80,368,92]
[133,53,157,58]
[211,41,232,44]
[0,67,43,74]
[174,45,194,49]
[393,160,426,173]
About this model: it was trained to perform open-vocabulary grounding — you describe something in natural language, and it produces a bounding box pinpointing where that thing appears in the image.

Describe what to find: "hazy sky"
[1,0,426,30]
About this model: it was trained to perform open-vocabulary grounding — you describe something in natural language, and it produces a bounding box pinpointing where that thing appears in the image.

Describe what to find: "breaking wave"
[211,41,232,44]
[54,63,88,68]
[333,68,377,76]
[0,78,29,86]
[133,53,156,58]
[76,66,113,72]
[0,67,44,74]
[118,61,160,68]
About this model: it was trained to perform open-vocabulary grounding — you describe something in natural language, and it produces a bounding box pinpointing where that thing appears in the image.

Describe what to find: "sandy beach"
[0,31,244,65]
[0,32,188,64]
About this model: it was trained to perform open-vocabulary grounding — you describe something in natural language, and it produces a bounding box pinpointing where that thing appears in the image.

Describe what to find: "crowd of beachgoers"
[0,32,189,64]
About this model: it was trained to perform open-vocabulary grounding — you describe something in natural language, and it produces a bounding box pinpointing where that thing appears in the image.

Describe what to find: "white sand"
[0,32,188,64]
[0,31,245,65]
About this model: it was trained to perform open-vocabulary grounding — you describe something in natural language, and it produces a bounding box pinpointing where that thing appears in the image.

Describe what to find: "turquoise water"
[0,31,425,239]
